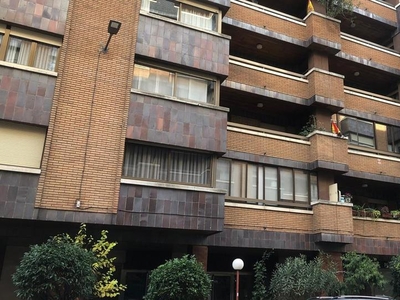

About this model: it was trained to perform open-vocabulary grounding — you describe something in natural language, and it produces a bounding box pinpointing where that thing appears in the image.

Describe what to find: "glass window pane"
[280,168,293,200]
[0,34,3,47]
[133,65,174,96]
[176,74,213,103]
[123,144,168,180]
[246,164,257,199]
[294,170,308,202]
[169,151,210,185]
[231,162,244,197]
[146,0,178,20]
[264,167,277,201]
[34,43,58,71]
[388,126,400,153]
[5,37,31,66]
[216,159,230,192]
[310,173,318,202]
[181,4,217,31]
[257,167,263,200]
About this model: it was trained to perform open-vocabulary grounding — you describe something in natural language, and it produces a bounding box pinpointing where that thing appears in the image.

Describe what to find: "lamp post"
[232,258,244,300]
[102,20,122,53]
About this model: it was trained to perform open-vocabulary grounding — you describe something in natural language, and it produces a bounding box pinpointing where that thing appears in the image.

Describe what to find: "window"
[141,0,219,32]
[123,143,212,185]
[216,159,318,205]
[387,126,400,153]
[0,120,46,168]
[339,116,375,148]
[0,25,61,72]
[132,64,216,104]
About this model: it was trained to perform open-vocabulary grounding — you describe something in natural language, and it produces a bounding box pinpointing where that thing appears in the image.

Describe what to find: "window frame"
[123,142,214,187]
[140,0,222,33]
[216,159,317,208]
[132,62,219,105]
[0,24,61,72]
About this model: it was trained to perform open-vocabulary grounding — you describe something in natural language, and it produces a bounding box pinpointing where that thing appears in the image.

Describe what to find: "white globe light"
[232,258,244,270]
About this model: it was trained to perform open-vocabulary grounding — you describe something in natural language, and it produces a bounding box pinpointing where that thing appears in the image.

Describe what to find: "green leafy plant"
[391,210,400,219]
[342,252,385,295]
[12,238,97,300]
[316,0,354,17]
[388,255,400,298]
[299,115,327,136]
[144,254,212,300]
[365,208,381,219]
[269,254,341,300]
[252,250,272,300]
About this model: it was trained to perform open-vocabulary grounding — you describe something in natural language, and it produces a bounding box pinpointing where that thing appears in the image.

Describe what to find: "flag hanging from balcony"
[307,0,314,13]
[331,120,342,136]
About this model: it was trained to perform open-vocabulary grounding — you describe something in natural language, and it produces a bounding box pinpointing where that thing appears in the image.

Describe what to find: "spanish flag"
[307,0,314,14]
[331,120,342,136]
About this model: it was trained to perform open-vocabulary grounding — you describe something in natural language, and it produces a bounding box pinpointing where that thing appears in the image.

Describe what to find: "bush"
[12,238,97,300]
[342,252,385,295]
[269,254,341,300]
[144,255,212,300]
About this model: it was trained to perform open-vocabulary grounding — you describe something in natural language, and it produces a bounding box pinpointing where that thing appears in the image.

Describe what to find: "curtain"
[141,0,150,12]
[280,168,293,200]
[5,37,31,66]
[181,4,216,31]
[34,43,58,71]
[246,164,257,199]
[264,167,277,201]
[123,144,168,180]
[133,65,174,97]
[294,170,308,202]
[176,74,208,103]
[169,151,210,185]
[216,159,230,192]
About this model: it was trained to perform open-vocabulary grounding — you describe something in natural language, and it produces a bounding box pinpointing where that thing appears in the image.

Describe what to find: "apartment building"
[1,0,400,299]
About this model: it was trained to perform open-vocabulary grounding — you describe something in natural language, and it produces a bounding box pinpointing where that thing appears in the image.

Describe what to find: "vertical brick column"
[321,251,344,282]
[193,245,208,271]
[36,0,140,214]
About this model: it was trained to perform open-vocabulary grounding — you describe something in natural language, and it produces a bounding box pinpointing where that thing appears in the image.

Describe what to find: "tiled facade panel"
[347,153,400,178]
[117,185,224,232]
[205,228,318,250]
[127,93,227,153]
[224,206,313,234]
[341,39,400,70]
[344,93,400,121]
[229,64,309,99]
[0,171,38,220]
[357,0,397,23]
[225,3,308,40]
[346,237,400,256]
[227,130,310,162]
[0,0,69,35]
[136,15,229,76]
[0,67,55,126]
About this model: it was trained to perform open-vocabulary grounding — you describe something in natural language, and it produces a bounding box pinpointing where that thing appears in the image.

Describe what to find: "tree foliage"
[252,250,272,300]
[342,252,385,295]
[316,0,354,17]
[389,255,400,298]
[269,254,341,300]
[12,238,97,300]
[144,254,212,300]
[13,224,125,300]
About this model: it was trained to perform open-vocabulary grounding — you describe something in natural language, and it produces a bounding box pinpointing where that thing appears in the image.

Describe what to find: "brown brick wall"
[225,205,313,233]
[341,39,400,69]
[305,13,341,46]
[36,0,140,213]
[344,93,400,120]
[357,0,397,23]
[309,133,348,165]
[0,0,70,35]
[225,3,308,40]
[348,153,400,178]
[227,131,310,162]
[354,218,400,241]
[307,69,344,100]
[229,64,309,99]
[312,202,353,235]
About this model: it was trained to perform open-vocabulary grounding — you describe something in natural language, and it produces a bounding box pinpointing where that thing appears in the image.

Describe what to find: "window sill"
[0,164,41,174]
[121,178,227,194]
[0,61,58,77]
[225,201,313,214]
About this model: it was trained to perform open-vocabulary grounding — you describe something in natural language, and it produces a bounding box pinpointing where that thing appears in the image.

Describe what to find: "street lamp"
[102,20,122,53]
[232,258,244,300]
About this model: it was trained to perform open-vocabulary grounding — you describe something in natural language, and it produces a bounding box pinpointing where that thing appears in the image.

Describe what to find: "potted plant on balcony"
[314,0,354,18]
[380,206,392,219]
[365,207,381,220]
[352,204,365,217]
[391,210,400,220]
[343,192,352,203]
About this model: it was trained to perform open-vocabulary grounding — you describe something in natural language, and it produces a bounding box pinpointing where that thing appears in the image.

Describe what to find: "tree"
[316,0,354,17]
[269,254,341,300]
[251,250,272,300]
[12,238,97,300]
[13,224,126,300]
[144,254,212,300]
[389,255,400,298]
[342,252,386,295]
